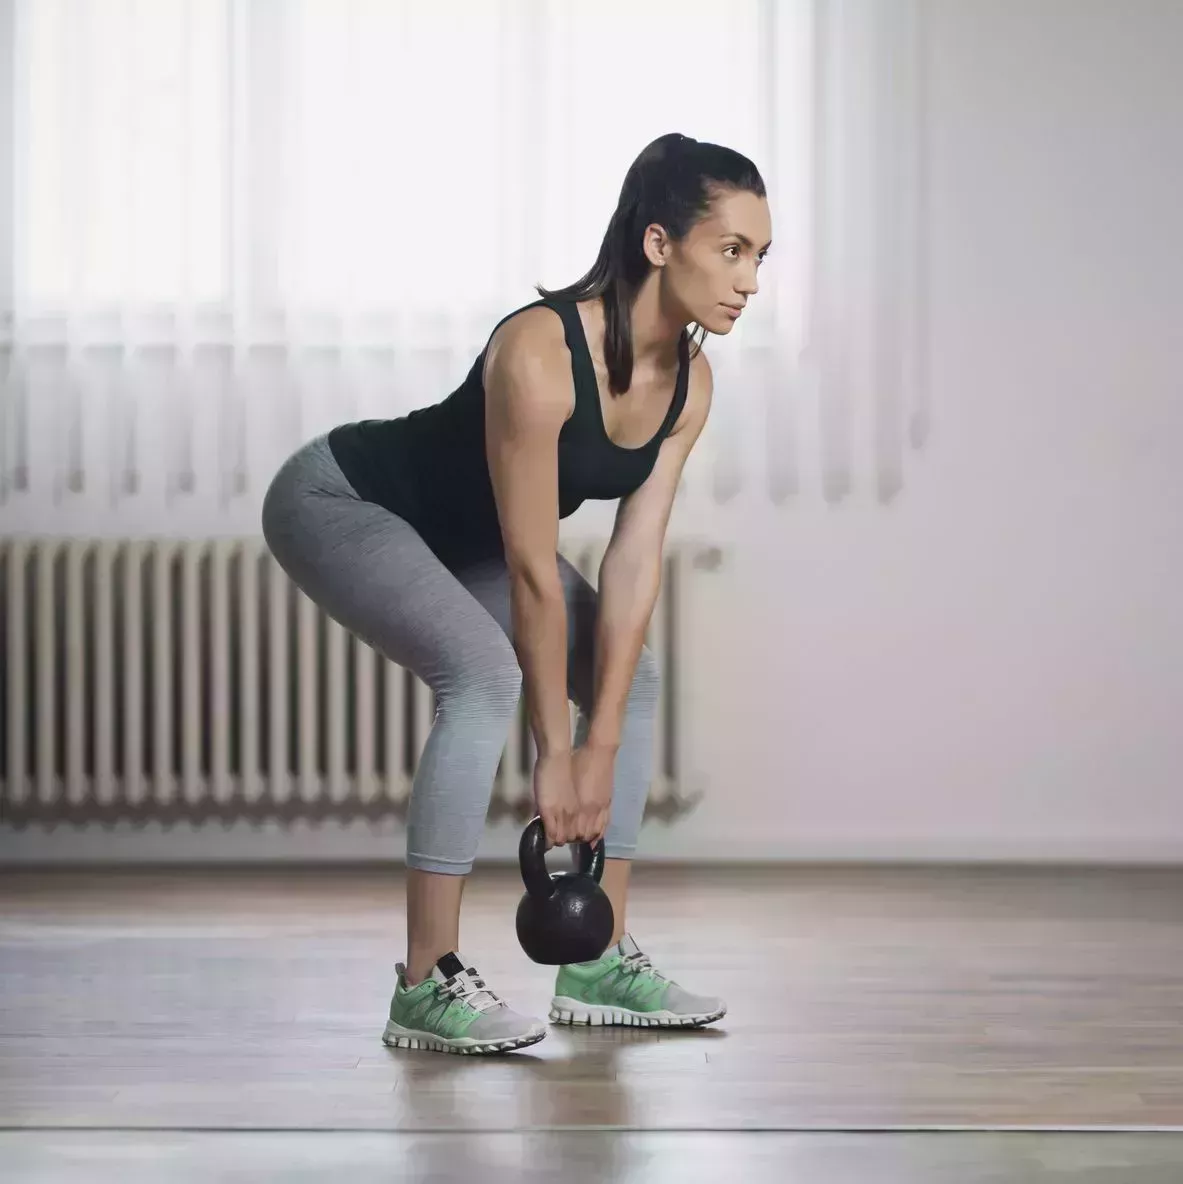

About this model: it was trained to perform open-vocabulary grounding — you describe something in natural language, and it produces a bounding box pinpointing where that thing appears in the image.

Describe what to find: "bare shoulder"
[483,305,574,426]
[488,303,569,357]
[670,343,714,438]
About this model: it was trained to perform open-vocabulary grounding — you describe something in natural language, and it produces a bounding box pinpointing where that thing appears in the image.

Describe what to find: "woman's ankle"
[405,868,466,987]
[404,957,437,987]
[406,946,461,986]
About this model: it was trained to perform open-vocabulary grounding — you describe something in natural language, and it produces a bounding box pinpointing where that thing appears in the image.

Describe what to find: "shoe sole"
[381,1019,546,1055]
[548,996,726,1028]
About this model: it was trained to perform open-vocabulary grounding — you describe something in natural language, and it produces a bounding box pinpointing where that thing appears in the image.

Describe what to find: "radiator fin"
[0,538,696,825]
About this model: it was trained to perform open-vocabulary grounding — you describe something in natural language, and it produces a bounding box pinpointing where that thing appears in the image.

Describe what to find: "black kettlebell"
[515,816,615,965]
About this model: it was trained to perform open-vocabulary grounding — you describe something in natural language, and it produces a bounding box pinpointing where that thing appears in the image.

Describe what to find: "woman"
[262,132,772,1054]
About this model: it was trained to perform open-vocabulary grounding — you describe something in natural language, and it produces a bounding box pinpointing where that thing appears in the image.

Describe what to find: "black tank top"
[326,298,690,569]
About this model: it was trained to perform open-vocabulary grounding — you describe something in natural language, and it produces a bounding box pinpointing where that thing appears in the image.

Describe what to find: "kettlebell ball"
[515,816,615,966]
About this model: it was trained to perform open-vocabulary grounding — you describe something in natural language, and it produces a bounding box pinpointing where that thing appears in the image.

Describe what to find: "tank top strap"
[535,297,691,448]
[656,330,692,442]
[535,297,602,424]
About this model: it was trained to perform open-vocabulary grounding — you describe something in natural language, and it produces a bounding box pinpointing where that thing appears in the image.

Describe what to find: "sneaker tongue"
[616,934,641,958]
[430,952,501,1011]
[431,951,467,982]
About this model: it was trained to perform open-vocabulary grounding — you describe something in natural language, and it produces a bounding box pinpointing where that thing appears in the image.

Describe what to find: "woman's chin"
[704,313,738,335]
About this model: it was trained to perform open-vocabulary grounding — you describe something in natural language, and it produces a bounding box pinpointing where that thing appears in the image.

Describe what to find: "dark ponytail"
[537,132,766,395]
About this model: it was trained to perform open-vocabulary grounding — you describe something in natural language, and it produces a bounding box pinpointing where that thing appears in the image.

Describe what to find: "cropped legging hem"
[408,841,637,877]
[407,851,481,876]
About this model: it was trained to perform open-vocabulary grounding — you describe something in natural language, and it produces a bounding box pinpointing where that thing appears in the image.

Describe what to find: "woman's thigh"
[261,436,519,692]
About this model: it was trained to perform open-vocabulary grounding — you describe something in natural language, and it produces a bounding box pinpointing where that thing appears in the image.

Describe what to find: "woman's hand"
[571,741,618,846]
[534,751,580,848]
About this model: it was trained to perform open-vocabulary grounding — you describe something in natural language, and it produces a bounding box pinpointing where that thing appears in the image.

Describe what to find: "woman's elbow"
[505,549,563,601]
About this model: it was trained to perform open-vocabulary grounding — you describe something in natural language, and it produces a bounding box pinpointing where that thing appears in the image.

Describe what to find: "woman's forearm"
[510,570,573,757]
[586,551,662,748]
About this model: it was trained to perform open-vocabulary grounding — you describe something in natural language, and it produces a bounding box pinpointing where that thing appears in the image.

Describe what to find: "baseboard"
[2,820,1181,867]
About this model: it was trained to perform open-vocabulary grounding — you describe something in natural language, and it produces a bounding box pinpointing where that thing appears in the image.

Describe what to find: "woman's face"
[649,188,772,334]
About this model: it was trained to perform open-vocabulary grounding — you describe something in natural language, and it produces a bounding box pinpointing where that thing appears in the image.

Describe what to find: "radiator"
[0,537,704,828]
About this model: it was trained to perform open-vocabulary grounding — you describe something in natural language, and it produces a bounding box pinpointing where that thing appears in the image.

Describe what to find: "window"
[21,0,782,322]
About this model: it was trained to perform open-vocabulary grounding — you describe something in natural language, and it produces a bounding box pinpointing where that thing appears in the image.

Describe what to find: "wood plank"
[3,865,1183,1130]
[2,1130,1183,1183]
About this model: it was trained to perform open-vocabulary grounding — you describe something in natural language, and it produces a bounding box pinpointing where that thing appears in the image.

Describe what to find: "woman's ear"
[642,222,671,268]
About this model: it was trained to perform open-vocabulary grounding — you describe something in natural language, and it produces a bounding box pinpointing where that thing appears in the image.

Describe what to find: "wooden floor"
[3,863,1183,1180]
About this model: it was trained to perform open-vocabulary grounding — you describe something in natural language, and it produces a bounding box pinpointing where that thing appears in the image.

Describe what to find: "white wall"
[666,0,1183,862]
[4,0,1181,865]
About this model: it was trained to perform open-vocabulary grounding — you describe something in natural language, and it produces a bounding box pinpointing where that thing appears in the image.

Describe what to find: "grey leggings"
[260,433,659,874]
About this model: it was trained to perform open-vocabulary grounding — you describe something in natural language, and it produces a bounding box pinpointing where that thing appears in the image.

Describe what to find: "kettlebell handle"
[574,831,606,883]
[519,816,605,900]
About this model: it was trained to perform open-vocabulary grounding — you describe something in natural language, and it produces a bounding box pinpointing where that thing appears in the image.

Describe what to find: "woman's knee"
[440,638,523,718]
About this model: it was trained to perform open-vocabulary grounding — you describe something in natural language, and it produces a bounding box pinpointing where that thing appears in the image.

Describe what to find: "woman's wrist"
[584,723,622,751]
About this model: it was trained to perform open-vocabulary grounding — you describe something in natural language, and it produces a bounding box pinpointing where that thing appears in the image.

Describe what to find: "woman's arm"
[483,309,576,758]
[586,351,714,748]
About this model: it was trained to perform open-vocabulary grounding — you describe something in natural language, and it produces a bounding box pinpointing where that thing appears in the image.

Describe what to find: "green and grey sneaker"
[549,934,726,1028]
[381,952,546,1055]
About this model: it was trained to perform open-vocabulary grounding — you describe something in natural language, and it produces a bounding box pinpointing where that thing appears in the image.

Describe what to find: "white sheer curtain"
[0,0,925,539]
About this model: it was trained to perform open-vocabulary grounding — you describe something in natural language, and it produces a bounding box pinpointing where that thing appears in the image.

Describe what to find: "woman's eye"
[725,245,740,258]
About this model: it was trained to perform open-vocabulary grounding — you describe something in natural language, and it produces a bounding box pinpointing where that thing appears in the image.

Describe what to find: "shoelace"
[441,968,503,1014]
[620,949,667,981]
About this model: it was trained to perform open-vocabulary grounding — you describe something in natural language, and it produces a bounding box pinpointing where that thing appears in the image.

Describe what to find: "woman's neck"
[609,277,685,369]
